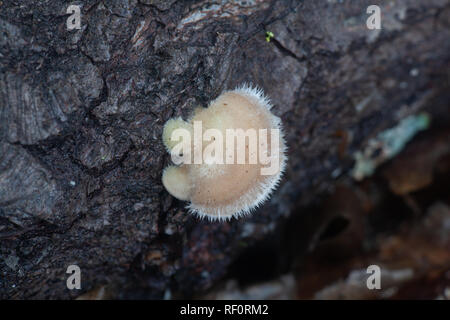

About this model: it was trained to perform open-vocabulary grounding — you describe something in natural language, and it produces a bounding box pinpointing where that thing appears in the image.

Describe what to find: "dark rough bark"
[0,0,449,299]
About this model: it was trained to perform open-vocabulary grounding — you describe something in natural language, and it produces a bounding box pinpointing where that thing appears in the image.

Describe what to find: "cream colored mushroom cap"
[162,85,287,220]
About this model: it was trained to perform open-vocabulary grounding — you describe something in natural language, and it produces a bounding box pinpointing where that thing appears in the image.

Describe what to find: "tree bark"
[0,0,449,299]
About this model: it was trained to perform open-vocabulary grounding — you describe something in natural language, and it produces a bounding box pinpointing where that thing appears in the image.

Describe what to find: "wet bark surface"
[0,0,449,299]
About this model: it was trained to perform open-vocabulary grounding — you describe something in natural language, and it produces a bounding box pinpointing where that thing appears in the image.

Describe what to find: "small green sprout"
[265,31,274,42]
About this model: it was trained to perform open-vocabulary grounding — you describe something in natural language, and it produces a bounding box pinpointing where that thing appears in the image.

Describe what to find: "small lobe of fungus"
[161,84,287,221]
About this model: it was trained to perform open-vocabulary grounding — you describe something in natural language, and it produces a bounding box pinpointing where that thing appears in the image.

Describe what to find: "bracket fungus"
[162,85,287,220]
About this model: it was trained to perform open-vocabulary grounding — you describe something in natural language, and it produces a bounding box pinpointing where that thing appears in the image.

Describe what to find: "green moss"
[352,113,431,180]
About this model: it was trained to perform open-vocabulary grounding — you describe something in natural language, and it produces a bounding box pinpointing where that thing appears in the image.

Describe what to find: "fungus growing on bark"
[161,85,287,220]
